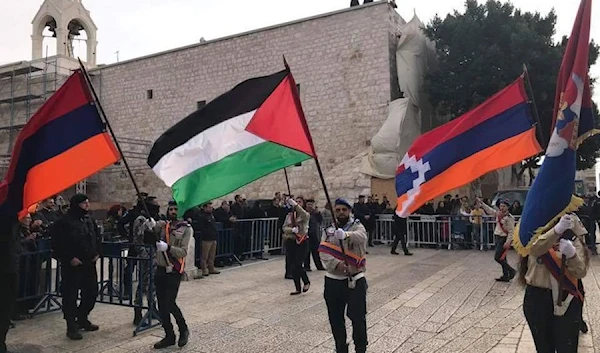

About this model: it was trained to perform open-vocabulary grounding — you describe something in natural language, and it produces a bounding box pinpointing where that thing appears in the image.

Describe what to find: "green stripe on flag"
[172,141,311,216]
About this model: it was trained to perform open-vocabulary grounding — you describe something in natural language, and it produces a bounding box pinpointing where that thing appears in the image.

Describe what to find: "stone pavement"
[6,247,600,353]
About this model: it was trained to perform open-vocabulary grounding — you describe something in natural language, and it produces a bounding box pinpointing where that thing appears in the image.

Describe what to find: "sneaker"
[153,336,176,349]
[178,329,189,347]
[495,276,510,282]
[208,270,221,275]
[404,252,413,256]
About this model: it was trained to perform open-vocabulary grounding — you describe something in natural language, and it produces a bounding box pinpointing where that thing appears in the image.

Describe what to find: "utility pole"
[115,50,120,62]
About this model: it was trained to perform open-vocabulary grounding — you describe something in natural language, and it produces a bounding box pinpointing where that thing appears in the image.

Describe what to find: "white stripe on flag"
[152,110,264,186]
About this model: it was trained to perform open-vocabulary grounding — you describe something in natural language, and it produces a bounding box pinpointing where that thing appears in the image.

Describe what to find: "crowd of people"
[5,188,599,353]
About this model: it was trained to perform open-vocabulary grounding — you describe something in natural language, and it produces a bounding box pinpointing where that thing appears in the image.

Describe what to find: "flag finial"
[283,55,290,71]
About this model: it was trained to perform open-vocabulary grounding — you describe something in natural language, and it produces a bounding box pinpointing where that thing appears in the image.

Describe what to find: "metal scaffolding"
[0,64,154,196]
[0,58,68,152]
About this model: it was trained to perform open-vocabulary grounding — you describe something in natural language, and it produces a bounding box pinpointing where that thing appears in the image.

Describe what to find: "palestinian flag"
[147,69,316,215]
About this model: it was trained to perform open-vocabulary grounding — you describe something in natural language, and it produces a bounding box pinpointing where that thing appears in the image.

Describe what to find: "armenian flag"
[0,70,119,217]
[148,68,316,216]
[395,77,542,217]
[515,0,598,257]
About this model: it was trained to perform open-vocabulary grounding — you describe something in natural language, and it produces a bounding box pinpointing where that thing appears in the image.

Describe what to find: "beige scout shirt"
[319,218,368,279]
[282,205,310,241]
[524,215,588,290]
[481,203,515,238]
[154,220,193,269]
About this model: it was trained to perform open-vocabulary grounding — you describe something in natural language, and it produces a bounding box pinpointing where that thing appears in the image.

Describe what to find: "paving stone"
[5,248,600,352]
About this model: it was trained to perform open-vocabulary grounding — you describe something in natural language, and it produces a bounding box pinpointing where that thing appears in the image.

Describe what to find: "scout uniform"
[153,212,192,349]
[522,214,588,352]
[481,200,517,281]
[319,198,368,353]
[282,200,311,294]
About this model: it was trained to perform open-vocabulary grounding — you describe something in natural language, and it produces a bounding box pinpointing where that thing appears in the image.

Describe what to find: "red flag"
[0,70,119,217]
[551,0,595,148]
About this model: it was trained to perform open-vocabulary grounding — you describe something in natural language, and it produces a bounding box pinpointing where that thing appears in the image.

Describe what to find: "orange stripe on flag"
[22,133,119,212]
[398,128,541,215]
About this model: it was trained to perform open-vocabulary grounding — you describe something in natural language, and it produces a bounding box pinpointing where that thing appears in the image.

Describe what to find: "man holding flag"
[0,68,120,348]
[514,0,597,351]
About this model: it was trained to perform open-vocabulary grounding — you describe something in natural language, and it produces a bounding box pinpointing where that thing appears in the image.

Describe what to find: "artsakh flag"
[0,70,120,218]
[148,69,316,216]
[395,77,542,217]
[516,0,598,260]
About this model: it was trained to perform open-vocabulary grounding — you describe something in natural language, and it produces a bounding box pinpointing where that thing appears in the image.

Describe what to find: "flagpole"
[282,56,352,278]
[77,59,147,207]
[77,59,169,266]
[283,168,292,196]
[282,56,337,226]
[522,64,546,148]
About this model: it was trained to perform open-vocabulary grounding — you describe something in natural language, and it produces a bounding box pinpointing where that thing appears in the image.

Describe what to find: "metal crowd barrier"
[15,240,160,336]
[374,214,524,250]
[194,218,281,266]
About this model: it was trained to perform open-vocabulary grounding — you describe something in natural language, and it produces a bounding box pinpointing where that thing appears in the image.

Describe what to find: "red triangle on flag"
[245,74,316,158]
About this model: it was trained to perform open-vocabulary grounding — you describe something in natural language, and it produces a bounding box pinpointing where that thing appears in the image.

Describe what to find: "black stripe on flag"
[147,69,288,167]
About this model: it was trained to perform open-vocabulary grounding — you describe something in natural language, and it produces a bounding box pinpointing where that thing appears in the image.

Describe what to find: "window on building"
[296,83,300,95]
[197,100,207,110]
[294,162,302,167]
[146,89,153,100]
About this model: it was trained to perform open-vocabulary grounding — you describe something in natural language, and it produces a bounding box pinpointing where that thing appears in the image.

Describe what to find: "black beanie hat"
[70,193,88,206]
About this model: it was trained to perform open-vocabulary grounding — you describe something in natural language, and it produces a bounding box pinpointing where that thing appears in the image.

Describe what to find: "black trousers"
[60,263,98,329]
[523,285,582,353]
[0,273,17,353]
[292,241,310,291]
[324,276,368,352]
[284,238,295,277]
[155,268,187,337]
[304,236,324,270]
[494,236,514,277]
[391,227,409,254]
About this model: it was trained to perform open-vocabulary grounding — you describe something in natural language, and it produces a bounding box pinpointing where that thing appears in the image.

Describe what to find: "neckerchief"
[496,212,509,235]
[164,221,186,274]
[318,218,365,267]
[540,248,583,302]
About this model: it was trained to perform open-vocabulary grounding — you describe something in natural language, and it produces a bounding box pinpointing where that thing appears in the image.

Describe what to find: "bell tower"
[31,0,98,66]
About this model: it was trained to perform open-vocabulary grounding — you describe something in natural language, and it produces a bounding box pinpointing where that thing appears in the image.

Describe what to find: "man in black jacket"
[353,195,374,247]
[51,194,101,340]
[391,213,413,256]
[198,202,220,277]
[0,214,19,353]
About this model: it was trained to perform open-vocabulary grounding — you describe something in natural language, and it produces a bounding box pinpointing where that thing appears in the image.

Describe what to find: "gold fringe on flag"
[512,195,584,257]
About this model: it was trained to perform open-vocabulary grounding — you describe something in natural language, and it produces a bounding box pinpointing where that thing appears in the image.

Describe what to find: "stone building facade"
[87,1,406,207]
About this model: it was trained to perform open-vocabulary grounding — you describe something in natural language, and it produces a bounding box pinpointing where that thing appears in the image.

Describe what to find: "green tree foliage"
[424,0,600,173]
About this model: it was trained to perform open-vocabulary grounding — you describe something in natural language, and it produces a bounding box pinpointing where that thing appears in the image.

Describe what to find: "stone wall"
[87,2,400,209]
